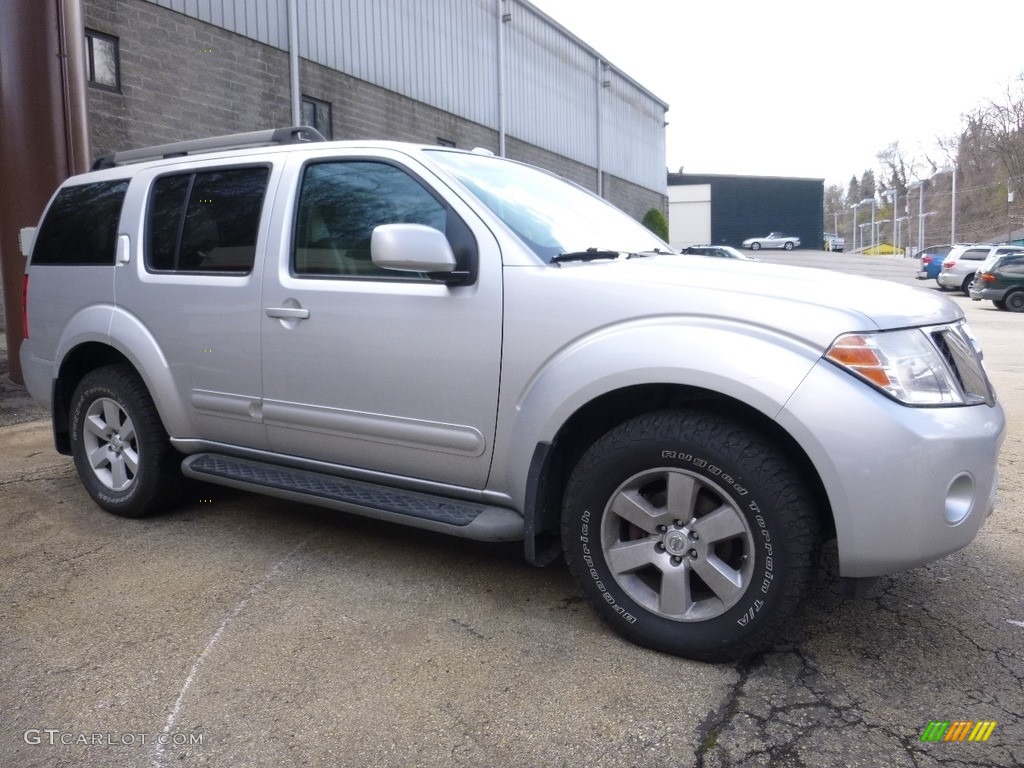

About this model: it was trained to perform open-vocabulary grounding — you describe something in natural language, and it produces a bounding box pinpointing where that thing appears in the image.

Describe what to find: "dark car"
[915,244,954,281]
[969,251,1024,311]
[682,245,761,261]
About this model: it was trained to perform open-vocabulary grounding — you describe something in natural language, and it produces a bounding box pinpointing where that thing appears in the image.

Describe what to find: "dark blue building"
[668,173,824,250]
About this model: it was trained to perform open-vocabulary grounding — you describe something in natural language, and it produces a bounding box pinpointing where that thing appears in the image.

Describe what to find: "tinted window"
[32,180,129,265]
[962,249,989,261]
[1000,256,1024,275]
[293,161,457,279]
[146,167,269,273]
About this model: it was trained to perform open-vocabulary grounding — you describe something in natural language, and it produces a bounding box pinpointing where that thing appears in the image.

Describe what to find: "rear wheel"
[70,365,182,518]
[561,410,820,661]
[784,241,794,251]
[961,276,974,296]
[1005,290,1024,313]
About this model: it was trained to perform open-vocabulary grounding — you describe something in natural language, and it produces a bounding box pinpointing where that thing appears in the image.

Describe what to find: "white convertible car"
[742,232,800,251]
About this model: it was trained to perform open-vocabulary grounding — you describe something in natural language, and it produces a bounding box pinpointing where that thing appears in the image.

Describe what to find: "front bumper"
[777,359,1005,578]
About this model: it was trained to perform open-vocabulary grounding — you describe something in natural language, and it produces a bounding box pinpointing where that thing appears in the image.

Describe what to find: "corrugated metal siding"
[145,0,666,192]
[505,3,597,167]
[602,71,667,193]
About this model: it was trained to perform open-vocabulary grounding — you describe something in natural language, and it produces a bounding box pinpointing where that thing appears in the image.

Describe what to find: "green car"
[970,250,1024,311]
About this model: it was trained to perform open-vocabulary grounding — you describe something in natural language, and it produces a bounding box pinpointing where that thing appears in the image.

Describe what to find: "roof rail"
[90,126,327,170]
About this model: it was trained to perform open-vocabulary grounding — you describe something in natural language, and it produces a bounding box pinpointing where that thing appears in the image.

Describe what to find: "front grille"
[930,324,995,406]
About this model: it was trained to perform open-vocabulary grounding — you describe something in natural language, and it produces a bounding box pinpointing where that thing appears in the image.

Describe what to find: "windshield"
[426,150,668,263]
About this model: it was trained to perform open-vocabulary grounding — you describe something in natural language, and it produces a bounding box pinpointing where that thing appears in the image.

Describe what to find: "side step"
[181,453,523,542]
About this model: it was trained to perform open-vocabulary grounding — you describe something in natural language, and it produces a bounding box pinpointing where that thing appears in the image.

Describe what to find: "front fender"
[490,316,823,508]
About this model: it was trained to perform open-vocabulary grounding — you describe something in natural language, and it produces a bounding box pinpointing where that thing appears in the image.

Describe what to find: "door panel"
[115,163,275,447]
[260,154,502,488]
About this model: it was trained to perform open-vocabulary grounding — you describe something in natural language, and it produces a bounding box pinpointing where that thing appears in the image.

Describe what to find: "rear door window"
[32,180,129,265]
[146,166,269,273]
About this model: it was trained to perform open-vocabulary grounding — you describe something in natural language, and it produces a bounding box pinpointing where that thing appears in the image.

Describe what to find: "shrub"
[641,208,669,240]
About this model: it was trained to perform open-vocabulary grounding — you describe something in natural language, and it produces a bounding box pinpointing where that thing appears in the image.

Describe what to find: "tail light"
[21,274,29,340]
[922,255,932,265]
[979,272,997,283]
[942,260,955,269]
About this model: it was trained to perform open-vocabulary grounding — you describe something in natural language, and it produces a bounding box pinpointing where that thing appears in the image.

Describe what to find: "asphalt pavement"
[1,251,1021,767]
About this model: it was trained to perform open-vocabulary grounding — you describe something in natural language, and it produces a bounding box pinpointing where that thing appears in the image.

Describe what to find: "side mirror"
[371,223,469,285]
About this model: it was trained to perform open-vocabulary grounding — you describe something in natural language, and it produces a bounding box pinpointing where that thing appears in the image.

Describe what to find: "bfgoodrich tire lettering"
[561,410,820,661]
[70,365,182,518]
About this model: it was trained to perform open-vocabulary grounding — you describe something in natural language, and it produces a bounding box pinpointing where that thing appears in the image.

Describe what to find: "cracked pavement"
[1,253,1022,766]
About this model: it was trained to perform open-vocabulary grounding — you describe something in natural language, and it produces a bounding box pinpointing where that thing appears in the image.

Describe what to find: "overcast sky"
[529,0,1024,188]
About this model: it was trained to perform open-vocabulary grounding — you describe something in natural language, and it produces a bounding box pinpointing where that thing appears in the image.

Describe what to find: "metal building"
[81,0,668,218]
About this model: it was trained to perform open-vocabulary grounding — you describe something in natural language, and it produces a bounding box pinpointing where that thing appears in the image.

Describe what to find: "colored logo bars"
[921,721,997,742]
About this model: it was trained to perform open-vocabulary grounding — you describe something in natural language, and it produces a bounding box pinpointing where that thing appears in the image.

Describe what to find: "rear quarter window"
[31,180,129,265]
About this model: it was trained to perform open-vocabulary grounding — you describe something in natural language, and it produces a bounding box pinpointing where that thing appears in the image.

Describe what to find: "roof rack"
[90,126,327,170]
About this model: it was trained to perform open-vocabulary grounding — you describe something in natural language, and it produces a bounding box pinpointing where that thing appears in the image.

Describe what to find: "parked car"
[970,250,1024,311]
[823,233,845,252]
[741,232,800,250]
[681,244,761,261]
[938,244,1024,295]
[915,244,955,281]
[19,128,1005,662]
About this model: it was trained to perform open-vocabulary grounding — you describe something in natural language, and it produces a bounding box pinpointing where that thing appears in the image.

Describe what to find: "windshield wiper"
[626,248,671,259]
[550,248,622,264]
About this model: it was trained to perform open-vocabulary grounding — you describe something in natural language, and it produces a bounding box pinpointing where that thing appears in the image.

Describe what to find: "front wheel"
[750,242,761,251]
[70,365,182,518]
[561,410,820,661]
[1005,290,1024,312]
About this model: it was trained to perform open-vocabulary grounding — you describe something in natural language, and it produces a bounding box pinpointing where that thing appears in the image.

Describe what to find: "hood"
[550,255,963,350]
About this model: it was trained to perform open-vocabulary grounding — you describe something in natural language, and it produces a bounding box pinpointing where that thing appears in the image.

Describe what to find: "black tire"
[750,242,761,251]
[1005,290,1024,313]
[69,365,182,518]
[561,410,820,661]
[993,299,1006,311]
[961,276,974,297]
[784,241,794,251]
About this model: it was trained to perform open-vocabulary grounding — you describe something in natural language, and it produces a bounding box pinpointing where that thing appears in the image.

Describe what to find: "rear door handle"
[265,307,310,320]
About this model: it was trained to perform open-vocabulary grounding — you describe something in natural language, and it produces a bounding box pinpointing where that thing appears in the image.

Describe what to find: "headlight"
[825,329,966,405]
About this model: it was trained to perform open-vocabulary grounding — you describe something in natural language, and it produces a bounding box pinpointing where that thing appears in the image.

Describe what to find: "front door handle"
[265,307,310,320]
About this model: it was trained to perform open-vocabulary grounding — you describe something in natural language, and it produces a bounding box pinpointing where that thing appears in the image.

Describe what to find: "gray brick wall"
[83,0,664,219]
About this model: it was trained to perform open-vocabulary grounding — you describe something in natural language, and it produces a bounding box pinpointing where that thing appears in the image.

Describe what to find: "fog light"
[944,473,975,525]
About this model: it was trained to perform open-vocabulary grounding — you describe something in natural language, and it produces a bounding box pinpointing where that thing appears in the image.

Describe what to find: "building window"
[301,96,333,139]
[85,30,120,91]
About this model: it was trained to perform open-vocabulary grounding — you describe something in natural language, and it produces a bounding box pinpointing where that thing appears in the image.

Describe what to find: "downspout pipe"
[288,0,301,125]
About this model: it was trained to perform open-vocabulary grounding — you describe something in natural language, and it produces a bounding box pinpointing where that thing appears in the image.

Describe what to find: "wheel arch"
[52,343,135,454]
[523,382,834,566]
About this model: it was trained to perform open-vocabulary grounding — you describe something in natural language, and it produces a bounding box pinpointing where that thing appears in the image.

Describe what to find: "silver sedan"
[742,232,800,251]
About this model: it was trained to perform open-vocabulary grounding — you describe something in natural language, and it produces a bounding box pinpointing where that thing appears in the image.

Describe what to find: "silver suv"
[20,128,1006,661]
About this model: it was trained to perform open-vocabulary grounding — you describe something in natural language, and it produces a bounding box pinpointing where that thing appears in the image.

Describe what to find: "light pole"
[850,202,861,252]
[860,197,876,251]
[909,180,925,254]
[874,219,890,248]
[885,189,899,249]
[896,215,909,255]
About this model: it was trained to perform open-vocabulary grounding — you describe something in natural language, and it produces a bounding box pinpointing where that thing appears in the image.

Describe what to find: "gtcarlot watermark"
[23,729,204,747]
